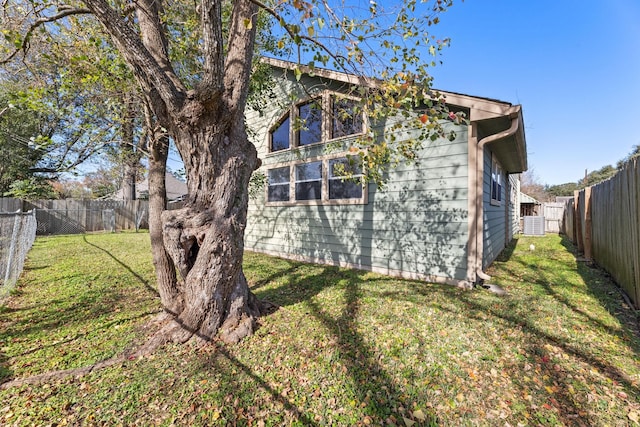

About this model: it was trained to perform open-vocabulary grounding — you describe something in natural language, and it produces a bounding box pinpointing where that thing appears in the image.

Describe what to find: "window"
[270,115,290,152]
[328,157,363,200]
[268,91,365,153]
[297,100,323,146]
[265,155,366,205]
[295,161,322,200]
[332,97,363,139]
[491,156,503,205]
[267,166,290,202]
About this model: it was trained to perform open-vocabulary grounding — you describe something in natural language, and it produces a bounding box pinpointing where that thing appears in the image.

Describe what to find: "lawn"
[0,232,639,426]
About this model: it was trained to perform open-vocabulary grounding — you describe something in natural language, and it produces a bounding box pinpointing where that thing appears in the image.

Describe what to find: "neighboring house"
[245,58,527,287]
[109,173,187,201]
[520,192,541,217]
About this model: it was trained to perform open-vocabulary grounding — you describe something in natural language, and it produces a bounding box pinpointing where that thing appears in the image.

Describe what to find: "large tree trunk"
[84,0,264,347]
[155,119,263,344]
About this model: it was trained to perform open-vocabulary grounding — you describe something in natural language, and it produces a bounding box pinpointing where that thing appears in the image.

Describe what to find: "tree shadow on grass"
[491,235,640,356]
[559,235,640,341]
[82,235,159,298]
[0,351,11,383]
[246,263,440,425]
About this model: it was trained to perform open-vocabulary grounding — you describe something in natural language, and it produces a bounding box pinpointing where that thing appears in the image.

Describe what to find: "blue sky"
[425,0,640,185]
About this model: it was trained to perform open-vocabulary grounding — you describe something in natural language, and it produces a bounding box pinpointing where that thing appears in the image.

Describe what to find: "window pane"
[295,161,322,200]
[328,157,363,200]
[332,98,363,139]
[295,181,322,200]
[329,157,362,177]
[271,116,290,151]
[296,161,322,182]
[268,184,290,202]
[329,179,362,200]
[298,101,322,146]
[267,166,290,202]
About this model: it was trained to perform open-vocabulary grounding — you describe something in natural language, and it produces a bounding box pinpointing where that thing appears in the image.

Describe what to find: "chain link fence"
[0,210,37,300]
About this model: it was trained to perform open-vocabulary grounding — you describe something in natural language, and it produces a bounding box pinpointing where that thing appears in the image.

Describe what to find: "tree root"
[0,299,280,390]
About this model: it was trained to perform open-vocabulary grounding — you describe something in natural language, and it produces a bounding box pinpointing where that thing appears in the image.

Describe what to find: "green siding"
[245,70,470,282]
[482,147,509,269]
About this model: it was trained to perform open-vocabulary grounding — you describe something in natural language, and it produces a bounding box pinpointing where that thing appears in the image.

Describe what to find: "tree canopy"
[1,0,462,347]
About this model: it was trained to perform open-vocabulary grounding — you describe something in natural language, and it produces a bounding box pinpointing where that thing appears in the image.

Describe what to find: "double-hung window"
[267,166,290,202]
[491,155,503,205]
[328,157,363,200]
[295,161,323,201]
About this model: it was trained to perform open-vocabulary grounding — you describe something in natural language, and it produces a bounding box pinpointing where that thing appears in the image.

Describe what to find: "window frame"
[490,154,503,206]
[266,165,291,203]
[267,91,366,155]
[268,113,291,152]
[264,153,368,206]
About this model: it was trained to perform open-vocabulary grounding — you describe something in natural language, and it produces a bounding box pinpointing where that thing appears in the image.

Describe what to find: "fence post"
[573,190,584,253]
[583,186,593,262]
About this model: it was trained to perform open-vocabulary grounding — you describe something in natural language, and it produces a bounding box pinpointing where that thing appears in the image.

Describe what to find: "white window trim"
[265,152,368,206]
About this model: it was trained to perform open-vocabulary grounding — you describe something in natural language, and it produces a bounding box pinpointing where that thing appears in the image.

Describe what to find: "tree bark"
[84,0,265,346]
[147,130,182,316]
[159,118,262,344]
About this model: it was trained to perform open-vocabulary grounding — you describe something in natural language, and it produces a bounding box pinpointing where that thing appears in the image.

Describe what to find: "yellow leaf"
[403,417,415,427]
[307,26,314,37]
[413,409,426,421]
[456,393,465,402]
[212,410,220,420]
[629,411,639,423]
[243,18,252,29]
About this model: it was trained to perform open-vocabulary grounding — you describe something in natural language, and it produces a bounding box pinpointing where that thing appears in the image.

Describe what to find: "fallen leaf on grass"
[413,409,427,421]
[629,411,639,423]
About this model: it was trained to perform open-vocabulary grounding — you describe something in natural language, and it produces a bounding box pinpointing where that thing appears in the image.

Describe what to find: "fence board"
[0,198,23,212]
[19,199,149,235]
[543,203,565,233]
[567,159,640,309]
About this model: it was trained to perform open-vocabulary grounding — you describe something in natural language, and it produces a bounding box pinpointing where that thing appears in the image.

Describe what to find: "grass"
[0,232,639,426]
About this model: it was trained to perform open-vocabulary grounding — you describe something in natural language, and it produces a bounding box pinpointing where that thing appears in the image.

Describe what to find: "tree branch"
[81,0,186,119]
[199,0,224,100]
[247,0,349,68]
[0,7,91,65]
[222,0,258,117]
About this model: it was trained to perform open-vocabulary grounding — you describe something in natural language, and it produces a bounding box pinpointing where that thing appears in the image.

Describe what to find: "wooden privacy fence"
[543,203,565,233]
[0,198,149,235]
[563,158,640,309]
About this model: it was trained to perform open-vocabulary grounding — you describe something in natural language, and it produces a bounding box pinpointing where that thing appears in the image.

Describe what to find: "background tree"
[519,168,550,202]
[2,0,458,348]
[0,91,50,196]
[1,9,147,199]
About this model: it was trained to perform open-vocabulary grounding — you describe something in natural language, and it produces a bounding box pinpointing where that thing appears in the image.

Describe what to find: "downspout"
[471,111,521,285]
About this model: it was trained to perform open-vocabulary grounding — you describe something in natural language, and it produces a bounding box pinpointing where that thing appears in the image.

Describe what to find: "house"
[520,192,541,217]
[244,58,527,287]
